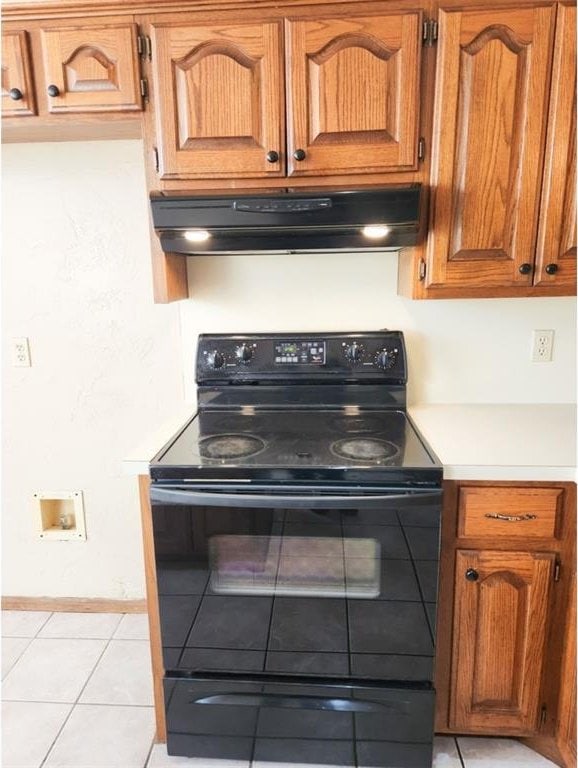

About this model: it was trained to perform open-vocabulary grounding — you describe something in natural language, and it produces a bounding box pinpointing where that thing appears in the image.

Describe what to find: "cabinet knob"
[47,84,60,97]
[518,263,532,275]
[545,263,558,275]
[465,568,479,582]
[293,148,306,161]
[266,150,279,164]
[9,88,23,101]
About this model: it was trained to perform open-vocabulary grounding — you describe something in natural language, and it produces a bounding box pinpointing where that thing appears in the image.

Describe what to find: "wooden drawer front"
[458,487,563,540]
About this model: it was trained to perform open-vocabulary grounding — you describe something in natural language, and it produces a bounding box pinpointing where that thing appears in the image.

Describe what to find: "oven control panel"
[274,340,326,365]
[197,332,407,383]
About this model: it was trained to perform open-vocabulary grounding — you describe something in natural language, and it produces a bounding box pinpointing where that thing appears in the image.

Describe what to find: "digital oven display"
[274,341,326,365]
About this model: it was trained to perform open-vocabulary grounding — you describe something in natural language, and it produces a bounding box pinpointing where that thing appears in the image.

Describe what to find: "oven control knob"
[344,342,363,363]
[207,350,225,369]
[375,348,397,370]
[235,343,253,364]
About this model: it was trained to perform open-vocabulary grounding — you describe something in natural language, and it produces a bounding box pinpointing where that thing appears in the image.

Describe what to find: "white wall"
[181,253,576,405]
[2,141,183,599]
[2,139,575,600]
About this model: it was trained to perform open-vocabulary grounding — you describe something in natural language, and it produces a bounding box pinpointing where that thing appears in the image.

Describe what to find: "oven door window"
[209,534,380,599]
[152,496,440,683]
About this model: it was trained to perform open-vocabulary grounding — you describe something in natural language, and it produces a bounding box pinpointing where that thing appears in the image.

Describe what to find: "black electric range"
[150,332,442,768]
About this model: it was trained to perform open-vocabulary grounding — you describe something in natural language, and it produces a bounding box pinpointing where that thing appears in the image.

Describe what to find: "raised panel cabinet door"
[451,550,555,734]
[39,22,142,113]
[534,4,577,292]
[286,13,422,176]
[151,21,284,179]
[427,6,556,289]
[2,30,36,117]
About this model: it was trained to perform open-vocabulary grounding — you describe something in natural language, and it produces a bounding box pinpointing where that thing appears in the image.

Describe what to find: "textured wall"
[181,254,576,405]
[2,141,183,599]
[2,140,576,600]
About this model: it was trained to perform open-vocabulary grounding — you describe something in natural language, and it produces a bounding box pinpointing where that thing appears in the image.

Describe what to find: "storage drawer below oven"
[164,676,435,767]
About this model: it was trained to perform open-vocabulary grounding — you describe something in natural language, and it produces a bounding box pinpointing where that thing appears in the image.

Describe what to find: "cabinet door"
[286,13,422,176]
[427,6,556,290]
[534,4,576,291]
[451,550,554,733]
[557,572,576,766]
[39,22,142,113]
[2,30,36,117]
[151,21,284,180]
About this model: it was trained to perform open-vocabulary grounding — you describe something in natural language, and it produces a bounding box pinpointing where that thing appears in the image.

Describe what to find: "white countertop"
[409,403,576,482]
[123,405,195,477]
[123,403,577,483]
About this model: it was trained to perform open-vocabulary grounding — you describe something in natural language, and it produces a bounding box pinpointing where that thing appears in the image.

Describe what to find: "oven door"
[150,485,441,684]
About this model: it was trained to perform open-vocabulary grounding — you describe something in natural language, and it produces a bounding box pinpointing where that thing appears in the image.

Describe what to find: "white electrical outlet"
[12,337,31,367]
[532,330,554,362]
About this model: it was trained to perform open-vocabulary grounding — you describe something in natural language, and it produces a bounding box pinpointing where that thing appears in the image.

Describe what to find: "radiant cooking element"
[330,437,400,463]
[150,331,442,767]
[199,434,265,460]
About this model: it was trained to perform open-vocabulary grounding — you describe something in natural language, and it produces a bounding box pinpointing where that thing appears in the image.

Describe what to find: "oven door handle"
[150,487,441,509]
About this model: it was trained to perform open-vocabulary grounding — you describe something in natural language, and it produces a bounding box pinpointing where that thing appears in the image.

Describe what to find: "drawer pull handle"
[484,513,537,522]
[192,693,395,713]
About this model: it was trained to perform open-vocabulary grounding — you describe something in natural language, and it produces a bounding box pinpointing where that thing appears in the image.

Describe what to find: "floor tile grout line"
[35,612,55,637]
[142,735,156,768]
[37,611,124,641]
[29,635,149,642]
[38,615,126,768]
[1,609,54,642]
[4,698,155,708]
[1,630,134,687]
[1,635,34,681]
[455,736,467,768]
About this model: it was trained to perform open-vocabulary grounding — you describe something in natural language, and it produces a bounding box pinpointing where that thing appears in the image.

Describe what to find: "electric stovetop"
[150,408,442,486]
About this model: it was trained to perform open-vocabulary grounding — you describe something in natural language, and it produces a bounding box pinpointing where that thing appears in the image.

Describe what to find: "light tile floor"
[1,611,560,768]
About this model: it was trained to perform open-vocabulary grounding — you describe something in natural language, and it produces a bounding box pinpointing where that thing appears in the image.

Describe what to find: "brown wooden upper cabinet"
[426,4,573,293]
[534,3,577,292]
[150,21,284,179]
[285,14,421,176]
[148,11,423,180]
[2,30,37,117]
[39,22,143,114]
[2,19,142,119]
[451,549,555,734]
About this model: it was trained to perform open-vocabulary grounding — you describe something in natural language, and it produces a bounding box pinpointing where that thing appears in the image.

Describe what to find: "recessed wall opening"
[34,491,86,541]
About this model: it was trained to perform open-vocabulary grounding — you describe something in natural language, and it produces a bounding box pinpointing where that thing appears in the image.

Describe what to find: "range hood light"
[184,229,211,243]
[361,224,391,239]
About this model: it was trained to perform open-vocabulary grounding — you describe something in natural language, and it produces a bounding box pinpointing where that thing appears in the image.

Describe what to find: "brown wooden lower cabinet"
[436,480,577,768]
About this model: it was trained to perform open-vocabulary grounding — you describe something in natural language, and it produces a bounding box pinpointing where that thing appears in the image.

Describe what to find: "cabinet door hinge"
[554,560,561,582]
[137,34,152,61]
[540,705,547,727]
[422,19,439,46]
[418,137,426,162]
[418,259,427,281]
[140,78,149,100]
[153,147,159,174]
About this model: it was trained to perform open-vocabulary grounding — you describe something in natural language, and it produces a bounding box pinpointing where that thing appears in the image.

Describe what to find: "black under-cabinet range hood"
[150,185,423,255]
